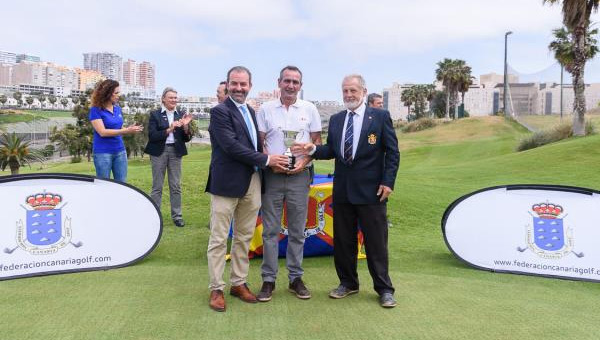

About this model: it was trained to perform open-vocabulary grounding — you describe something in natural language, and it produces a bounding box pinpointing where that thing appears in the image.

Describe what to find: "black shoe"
[256,281,275,302]
[379,292,397,308]
[174,219,185,227]
[328,285,359,299]
[288,278,311,299]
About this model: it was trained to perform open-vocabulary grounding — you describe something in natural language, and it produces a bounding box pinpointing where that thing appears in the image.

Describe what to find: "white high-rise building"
[10,61,78,95]
[0,51,17,65]
[123,59,137,87]
[83,52,122,81]
[136,61,155,90]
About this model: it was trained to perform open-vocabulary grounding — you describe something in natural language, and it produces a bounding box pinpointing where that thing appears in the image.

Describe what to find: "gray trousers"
[260,168,311,282]
[150,145,183,221]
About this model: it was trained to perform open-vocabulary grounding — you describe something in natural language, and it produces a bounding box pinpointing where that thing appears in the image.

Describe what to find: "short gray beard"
[344,99,362,111]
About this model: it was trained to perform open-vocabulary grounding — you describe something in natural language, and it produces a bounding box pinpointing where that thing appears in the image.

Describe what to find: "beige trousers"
[207,172,261,291]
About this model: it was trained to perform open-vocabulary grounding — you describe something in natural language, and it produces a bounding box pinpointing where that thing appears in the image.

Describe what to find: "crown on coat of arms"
[25,193,62,210]
[532,202,563,219]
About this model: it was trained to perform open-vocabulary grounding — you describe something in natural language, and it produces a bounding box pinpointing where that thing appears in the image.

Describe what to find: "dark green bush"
[401,118,437,133]
[42,144,55,157]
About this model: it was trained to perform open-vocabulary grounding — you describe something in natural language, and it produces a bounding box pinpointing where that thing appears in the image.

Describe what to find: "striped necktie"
[344,112,355,163]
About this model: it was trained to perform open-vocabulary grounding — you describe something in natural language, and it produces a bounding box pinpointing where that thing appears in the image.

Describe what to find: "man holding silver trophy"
[255,65,322,302]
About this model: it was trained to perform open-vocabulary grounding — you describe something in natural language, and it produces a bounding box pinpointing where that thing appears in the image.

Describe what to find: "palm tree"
[544,0,599,135]
[37,94,46,108]
[0,132,45,175]
[48,95,57,108]
[436,59,468,119]
[549,26,598,71]
[405,84,436,119]
[400,87,416,119]
[436,59,454,119]
[12,91,22,108]
[424,84,437,118]
[436,59,473,119]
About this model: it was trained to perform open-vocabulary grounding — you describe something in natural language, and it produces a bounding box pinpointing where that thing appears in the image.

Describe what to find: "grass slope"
[2,117,600,340]
[0,110,72,125]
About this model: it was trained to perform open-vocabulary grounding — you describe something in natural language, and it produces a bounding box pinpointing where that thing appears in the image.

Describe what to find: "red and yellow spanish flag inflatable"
[248,174,365,258]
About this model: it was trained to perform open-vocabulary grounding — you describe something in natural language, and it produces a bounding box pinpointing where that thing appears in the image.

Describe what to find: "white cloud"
[4,1,597,59]
[2,0,599,98]
[298,0,566,56]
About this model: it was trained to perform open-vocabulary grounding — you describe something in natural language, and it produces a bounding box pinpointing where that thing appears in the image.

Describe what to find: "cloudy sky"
[2,0,600,100]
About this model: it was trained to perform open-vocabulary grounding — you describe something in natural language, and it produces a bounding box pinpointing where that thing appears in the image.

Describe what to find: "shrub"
[585,120,595,135]
[42,144,55,157]
[401,118,437,133]
[393,120,407,130]
[516,121,594,151]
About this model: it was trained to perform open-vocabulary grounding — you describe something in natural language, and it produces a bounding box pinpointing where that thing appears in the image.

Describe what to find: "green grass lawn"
[2,116,600,340]
[194,118,210,131]
[24,109,75,118]
[0,112,44,124]
[0,110,73,125]
[517,112,600,131]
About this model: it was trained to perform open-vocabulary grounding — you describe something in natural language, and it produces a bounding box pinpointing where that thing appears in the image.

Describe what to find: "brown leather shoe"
[230,283,257,303]
[209,290,226,312]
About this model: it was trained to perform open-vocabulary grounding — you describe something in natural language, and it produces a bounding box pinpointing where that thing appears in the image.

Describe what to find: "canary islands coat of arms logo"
[4,192,82,255]
[280,191,327,238]
[517,202,583,259]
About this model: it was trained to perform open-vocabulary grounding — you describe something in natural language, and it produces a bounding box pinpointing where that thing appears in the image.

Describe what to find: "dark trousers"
[333,202,394,295]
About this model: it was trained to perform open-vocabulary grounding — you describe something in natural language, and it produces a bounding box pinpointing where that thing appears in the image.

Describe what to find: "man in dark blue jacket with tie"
[205,66,289,312]
[296,74,400,308]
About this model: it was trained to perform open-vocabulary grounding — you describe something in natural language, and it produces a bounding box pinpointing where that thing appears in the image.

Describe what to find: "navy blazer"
[205,97,268,198]
[314,106,400,205]
[144,109,192,158]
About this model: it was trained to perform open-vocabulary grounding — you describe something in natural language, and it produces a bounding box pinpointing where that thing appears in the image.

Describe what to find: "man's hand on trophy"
[291,142,314,156]
[287,156,310,175]
[268,154,289,172]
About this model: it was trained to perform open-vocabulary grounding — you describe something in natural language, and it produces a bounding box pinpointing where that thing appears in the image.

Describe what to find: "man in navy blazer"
[205,66,288,312]
[144,87,192,227]
[295,74,400,308]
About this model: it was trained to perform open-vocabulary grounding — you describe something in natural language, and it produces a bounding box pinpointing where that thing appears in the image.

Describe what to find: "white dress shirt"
[340,101,366,159]
[229,97,269,166]
[161,105,176,144]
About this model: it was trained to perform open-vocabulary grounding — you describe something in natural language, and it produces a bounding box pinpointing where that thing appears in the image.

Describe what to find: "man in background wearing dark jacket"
[144,87,192,227]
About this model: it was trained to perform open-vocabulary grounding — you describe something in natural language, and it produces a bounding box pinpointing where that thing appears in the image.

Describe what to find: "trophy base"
[284,150,296,171]
[287,155,296,171]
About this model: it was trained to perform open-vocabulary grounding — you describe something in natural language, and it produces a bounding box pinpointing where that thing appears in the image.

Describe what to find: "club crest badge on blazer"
[368,133,377,145]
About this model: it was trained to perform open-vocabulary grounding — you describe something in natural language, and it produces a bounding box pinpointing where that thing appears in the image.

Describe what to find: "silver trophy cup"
[282,129,305,170]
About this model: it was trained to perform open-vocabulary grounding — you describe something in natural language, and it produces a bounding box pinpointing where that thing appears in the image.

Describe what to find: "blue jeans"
[93,151,128,182]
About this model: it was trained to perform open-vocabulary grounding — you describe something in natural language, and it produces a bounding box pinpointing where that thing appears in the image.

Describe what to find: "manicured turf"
[2,116,600,340]
[0,112,42,124]
[0,110,72,124]
[25,109,75,118]
[517,112,600,131]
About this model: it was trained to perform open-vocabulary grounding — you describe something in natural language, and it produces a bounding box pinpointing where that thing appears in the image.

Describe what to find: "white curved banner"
[0,174,162,280]
[442,185,600,282]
